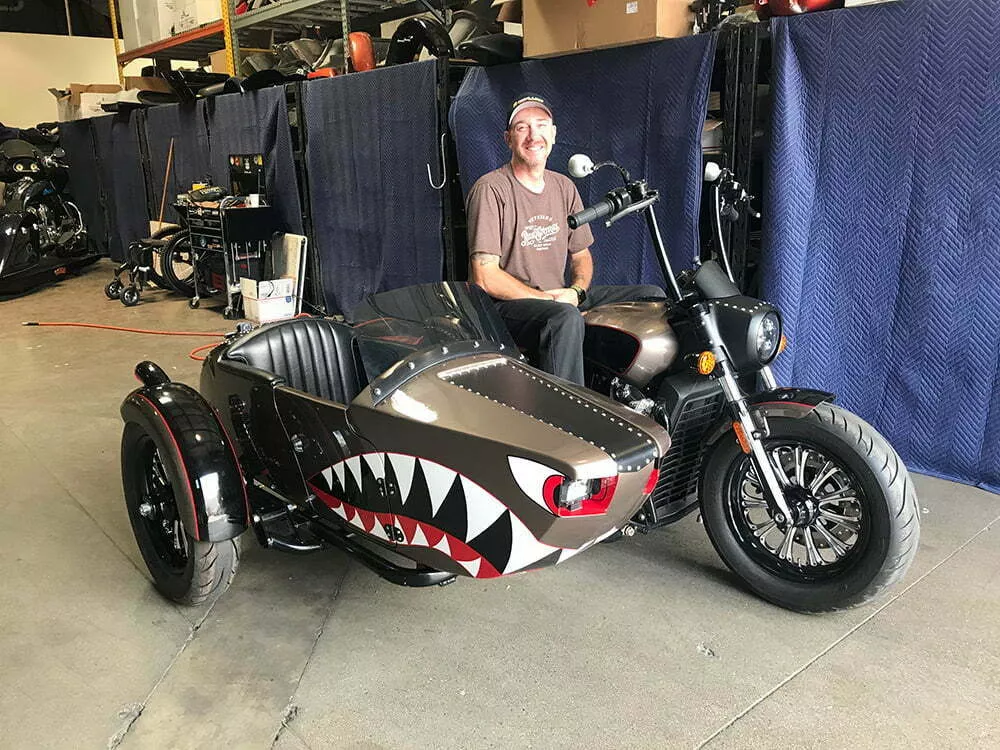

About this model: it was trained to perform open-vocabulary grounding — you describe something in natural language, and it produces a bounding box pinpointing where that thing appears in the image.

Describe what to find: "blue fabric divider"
[301,60,444,314]
[204,86,302,234]
[59,119,109,256]
[450,36,717,287]
[765,1,1000,493]
[144,102,211,225]
[91,112,149,260]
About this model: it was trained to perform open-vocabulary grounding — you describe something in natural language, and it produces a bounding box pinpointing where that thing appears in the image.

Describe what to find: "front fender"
[120,379,249,542]
[705,387,836,447]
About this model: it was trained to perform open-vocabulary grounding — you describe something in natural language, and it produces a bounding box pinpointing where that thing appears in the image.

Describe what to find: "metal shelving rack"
[109,0,461,81]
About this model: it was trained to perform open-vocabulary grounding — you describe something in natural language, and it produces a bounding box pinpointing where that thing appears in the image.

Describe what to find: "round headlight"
[755,312,782,364]
[30,162,39,172]
[14,163,24,172]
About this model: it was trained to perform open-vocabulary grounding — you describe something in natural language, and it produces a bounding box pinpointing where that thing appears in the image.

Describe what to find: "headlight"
[30,163,39,172]
[14,163,23,172]
[755,312,782,364]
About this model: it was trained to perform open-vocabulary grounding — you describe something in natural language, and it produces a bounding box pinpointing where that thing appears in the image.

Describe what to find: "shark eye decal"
[508,456,564,513]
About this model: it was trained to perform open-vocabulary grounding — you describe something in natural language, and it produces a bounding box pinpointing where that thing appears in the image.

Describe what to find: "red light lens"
[642,467,660,496]
[542,475,618,517]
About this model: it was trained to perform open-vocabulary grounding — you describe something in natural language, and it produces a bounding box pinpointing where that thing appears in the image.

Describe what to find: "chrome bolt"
[138,502,154,519]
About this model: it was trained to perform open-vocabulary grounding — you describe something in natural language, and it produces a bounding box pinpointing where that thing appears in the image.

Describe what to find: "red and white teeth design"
[310,452,617,579]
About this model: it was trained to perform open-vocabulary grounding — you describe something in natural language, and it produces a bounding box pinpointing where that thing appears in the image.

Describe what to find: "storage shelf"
[233,0,459,36]
[117,20,225,63]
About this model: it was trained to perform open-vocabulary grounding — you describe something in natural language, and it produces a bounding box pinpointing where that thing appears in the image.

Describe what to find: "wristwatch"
[570,285,587,304]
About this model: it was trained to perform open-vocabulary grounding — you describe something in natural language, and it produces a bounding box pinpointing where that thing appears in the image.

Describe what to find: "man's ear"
[551,124,557,145]
[503,129,512,149]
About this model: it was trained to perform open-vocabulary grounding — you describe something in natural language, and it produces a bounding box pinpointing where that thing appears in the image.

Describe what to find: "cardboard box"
[173,0,223,34]
[117,0,142,50]
[53,84,122,121]
[240,277,296,323]
[124,77,174,94]
[209,48,271,74]
[523,0,692,58]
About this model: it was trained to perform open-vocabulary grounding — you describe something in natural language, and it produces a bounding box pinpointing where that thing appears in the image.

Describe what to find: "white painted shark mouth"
[307,452,616,578]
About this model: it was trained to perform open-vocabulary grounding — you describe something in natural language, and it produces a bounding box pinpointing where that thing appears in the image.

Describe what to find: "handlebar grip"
[568,199,616,229]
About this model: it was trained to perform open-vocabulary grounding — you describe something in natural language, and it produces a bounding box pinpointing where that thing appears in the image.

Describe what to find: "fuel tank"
[582,301,679,389]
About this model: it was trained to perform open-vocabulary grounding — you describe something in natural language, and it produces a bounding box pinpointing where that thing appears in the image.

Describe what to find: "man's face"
[505,106,556,169]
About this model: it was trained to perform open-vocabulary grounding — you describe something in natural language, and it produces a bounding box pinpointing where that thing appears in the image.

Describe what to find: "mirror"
[704,162,722,183]
[52,148,66,159]
[567,154,595,179]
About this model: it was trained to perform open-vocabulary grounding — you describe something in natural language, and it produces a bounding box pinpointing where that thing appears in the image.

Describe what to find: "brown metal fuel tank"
[582,301,679,389]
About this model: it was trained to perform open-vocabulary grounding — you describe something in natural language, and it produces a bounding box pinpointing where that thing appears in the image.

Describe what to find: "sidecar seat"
[224,317,364,404]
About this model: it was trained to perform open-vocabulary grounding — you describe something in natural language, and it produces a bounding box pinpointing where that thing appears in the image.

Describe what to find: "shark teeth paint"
[307,452,616,579]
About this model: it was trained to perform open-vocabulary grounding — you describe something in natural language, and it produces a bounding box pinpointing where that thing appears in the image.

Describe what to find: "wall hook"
[426,132,447,190]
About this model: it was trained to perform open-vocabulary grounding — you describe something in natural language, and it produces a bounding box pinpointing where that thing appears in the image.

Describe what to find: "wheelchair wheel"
[105,279,122,299]
[160,233,197,298]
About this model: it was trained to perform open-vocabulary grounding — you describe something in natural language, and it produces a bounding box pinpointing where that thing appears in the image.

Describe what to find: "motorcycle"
[117,160,918,614]
[0,135,92,295]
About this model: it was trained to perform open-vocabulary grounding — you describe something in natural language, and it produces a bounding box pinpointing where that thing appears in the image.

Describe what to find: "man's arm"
[470,253,553,301]
[544,249,593,305]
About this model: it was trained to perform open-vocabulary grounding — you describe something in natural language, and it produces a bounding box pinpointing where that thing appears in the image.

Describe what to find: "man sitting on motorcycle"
[466,94,663,386]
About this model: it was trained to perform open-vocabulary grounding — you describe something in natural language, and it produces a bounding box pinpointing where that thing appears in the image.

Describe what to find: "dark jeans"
[494,285,665,385]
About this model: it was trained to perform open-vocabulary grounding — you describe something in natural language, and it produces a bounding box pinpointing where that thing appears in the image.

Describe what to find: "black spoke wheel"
[700,403,919,613]
[160,233,197,298]
[122,422,240,605]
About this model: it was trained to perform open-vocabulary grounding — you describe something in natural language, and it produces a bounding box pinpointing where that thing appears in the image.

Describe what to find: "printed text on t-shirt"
[520,214,560,251]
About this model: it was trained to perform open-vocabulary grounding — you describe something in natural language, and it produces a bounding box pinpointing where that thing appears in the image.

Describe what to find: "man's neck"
[510,160,546,193]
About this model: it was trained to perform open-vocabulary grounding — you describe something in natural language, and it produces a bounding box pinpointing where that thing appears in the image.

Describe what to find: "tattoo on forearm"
[471,253,499,267]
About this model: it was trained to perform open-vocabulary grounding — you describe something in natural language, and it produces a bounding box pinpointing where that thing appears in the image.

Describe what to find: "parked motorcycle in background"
[0,125,92,295]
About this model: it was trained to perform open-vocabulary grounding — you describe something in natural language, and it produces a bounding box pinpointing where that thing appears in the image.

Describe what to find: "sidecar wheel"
[122,422,241,605]
[700,403,919,613]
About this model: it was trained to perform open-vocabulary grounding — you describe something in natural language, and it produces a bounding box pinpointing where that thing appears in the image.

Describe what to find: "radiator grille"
[648,391,726,522]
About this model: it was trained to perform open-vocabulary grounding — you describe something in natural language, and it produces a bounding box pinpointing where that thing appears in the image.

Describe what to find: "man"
[465,94,664,385]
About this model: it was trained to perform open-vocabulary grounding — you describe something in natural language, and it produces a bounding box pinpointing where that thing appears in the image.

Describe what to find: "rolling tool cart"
[182,155,279,319]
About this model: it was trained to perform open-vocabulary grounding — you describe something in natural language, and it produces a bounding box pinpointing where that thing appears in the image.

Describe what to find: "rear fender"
[704,387,836,447]
[120,377,249,542]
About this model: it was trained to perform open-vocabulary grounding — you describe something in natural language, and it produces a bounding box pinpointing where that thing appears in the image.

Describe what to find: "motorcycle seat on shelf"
[224,317,365,404]
[456,34,524,66]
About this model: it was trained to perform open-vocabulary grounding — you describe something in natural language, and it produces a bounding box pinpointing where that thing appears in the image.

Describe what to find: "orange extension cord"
[22,321,226,361]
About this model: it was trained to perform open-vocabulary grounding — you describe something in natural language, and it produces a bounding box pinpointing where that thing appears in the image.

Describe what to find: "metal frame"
[719,21,766,293]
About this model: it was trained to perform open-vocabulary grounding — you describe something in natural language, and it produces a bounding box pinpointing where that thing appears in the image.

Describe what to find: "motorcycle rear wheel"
[122,422,240,605]
[700,403,919,613]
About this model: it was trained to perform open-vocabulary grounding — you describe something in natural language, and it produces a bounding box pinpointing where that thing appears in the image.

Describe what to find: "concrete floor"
[0,260,998,750]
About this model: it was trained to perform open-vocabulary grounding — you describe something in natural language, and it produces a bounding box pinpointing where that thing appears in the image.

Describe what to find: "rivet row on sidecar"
[119,159,919,613]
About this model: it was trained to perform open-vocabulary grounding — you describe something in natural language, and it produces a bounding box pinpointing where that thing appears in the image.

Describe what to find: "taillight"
[642,467,660,496]
[542,475,618,517]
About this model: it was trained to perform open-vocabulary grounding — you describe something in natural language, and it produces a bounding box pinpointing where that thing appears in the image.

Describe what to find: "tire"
[120,285,140,306]
[147,227,181,289]
[160,233,197,298]
[700,403,919,613]
[121,421,240,605]
[105,279,122,299]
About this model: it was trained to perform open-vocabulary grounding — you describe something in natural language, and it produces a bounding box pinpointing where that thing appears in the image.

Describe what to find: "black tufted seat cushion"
[224,318,364,404]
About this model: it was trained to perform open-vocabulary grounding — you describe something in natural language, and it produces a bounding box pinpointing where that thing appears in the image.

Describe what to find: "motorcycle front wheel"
[700,403,919,613]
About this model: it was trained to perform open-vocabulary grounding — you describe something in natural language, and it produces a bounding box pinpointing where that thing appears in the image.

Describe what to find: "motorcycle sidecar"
[120,313,670,605]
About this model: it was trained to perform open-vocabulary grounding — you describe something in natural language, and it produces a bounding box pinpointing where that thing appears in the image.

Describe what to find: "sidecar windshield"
[350,282,516,383]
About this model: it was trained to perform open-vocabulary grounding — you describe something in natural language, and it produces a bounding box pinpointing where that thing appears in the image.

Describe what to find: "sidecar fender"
[705,387,836,447]
[121,379,249,542]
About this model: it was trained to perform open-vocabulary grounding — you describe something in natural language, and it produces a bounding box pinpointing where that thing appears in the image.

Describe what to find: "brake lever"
[605,194,659,227]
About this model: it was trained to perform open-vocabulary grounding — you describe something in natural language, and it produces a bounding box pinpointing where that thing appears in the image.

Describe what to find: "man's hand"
[545,288,579,306]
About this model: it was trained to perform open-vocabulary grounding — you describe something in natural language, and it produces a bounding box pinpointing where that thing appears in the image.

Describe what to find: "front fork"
[717,359,793,524]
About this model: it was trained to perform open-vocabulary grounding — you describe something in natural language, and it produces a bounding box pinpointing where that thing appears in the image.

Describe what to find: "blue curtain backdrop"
[204,86,302,234]
[450,35,717,286]
[764,0,1000,493]
[301,61,444,315]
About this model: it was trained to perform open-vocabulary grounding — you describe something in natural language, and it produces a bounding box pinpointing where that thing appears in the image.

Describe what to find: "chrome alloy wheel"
[727,442,868,580]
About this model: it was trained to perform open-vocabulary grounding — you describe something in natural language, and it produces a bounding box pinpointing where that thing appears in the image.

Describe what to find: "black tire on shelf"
[700,403,919,613]
[121,421,241,605]
[105,279,122,299]
[160,233,197,298]
[120,285,140,306]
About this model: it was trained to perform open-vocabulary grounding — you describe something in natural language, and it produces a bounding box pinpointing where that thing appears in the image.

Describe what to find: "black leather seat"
[224,318,364,404]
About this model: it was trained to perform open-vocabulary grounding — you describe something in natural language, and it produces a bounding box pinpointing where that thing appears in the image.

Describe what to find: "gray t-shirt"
[466,163,595,291]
